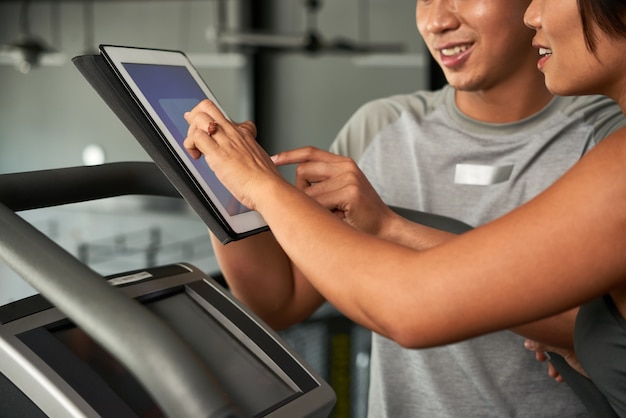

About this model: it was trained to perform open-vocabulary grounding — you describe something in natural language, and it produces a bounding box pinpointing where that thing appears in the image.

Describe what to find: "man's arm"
[203,121,325,331]
[211,231,326,330]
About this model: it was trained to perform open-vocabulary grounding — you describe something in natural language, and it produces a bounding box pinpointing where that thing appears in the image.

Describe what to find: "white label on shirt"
[454,164,513,185]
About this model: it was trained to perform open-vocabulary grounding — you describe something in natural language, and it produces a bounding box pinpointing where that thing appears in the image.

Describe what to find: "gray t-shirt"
[330,85,625,417]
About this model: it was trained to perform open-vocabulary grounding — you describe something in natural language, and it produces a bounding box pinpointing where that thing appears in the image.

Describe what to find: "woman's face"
[524,0,626,101]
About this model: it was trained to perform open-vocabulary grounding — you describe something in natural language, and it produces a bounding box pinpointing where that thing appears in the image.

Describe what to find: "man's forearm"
[211,231,324,329]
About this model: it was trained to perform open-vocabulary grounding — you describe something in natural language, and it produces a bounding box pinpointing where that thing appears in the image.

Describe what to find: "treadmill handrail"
[0,162,238,418]
[0,161,180,212]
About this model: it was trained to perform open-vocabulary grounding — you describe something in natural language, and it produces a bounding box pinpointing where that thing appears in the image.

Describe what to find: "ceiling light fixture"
[0,0,65,74]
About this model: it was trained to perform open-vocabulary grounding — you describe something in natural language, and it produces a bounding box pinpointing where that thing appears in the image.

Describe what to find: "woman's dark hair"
[578,0,626,51]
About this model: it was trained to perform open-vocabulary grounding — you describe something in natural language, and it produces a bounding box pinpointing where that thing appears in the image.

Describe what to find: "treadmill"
[0,162,336,418]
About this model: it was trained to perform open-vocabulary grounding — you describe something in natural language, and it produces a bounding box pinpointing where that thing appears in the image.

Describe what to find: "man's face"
[417,0,536,91]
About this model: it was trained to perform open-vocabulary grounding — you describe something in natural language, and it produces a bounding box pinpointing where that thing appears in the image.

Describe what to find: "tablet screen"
[99,45,266,236]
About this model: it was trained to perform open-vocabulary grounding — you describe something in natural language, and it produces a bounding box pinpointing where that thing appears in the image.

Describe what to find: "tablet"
[98,45,267,243]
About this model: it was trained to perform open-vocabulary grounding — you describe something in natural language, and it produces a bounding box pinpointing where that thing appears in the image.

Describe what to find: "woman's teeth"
[539,47,553,57]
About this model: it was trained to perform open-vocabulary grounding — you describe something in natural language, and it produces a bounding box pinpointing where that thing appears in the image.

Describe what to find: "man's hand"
[272,146,395,235]
[524,339,589,383]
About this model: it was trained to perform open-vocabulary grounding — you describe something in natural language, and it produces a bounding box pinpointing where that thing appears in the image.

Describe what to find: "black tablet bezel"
[96,45,268,243]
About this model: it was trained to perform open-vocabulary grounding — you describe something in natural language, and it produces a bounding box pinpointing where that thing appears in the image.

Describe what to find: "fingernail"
[270,155,278,163]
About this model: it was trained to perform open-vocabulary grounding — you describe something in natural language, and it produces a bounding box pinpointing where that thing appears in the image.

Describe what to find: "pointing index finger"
[272,146,345,167]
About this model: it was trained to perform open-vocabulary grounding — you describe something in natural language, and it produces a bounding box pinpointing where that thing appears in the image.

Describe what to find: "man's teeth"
[539,47,553,57]
[441,45,470,57]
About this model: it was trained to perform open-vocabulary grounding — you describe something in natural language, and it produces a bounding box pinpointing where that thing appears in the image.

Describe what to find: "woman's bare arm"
[184,101,626,348]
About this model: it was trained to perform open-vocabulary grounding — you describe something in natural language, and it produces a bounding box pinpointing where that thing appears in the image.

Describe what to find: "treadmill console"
[0,263,335,417]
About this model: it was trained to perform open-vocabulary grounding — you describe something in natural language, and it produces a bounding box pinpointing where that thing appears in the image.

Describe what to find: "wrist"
[253,176,299,215]
[377,209,405,241]
[378,208,455,250]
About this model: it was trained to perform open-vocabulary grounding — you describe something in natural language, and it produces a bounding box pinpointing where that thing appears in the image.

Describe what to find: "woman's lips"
[537,47,553,70]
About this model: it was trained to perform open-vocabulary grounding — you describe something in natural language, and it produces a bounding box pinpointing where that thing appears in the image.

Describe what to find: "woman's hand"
[183,99,284,210]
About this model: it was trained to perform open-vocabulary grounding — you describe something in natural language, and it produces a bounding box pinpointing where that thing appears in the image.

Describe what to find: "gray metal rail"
[0,162,238,418]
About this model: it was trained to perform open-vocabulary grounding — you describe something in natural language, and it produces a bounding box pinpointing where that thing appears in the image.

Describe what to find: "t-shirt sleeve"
[329,91,432,160]
[564,95,626,146]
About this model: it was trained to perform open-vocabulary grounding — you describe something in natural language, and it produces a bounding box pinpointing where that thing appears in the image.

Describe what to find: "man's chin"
[447,79,483,92]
